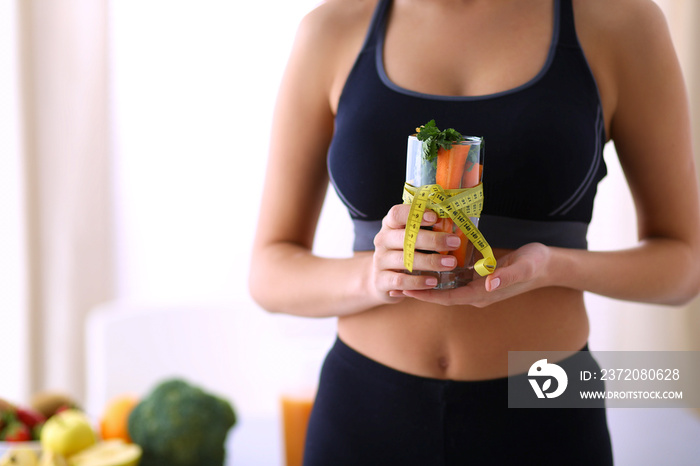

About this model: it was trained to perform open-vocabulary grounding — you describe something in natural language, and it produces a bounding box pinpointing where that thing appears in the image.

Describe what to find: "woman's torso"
[323,0,615,380]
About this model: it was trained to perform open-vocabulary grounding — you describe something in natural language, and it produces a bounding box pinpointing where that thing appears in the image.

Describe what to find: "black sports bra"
[327,0,607,251]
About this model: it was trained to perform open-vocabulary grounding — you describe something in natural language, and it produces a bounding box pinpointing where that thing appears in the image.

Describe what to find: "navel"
[437,356,450,371]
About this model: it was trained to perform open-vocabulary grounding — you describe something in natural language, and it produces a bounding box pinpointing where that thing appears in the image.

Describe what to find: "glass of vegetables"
[404,121,485,289]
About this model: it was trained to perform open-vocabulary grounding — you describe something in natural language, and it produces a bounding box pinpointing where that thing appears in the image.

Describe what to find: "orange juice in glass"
[280,392,314,466]
[405,130,485,289]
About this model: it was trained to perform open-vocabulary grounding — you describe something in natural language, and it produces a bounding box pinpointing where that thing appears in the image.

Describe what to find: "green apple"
[68,440,141,466]
[40,410,97,457]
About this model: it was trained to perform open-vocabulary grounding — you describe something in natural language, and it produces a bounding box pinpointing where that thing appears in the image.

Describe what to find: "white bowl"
[0,441,42,459]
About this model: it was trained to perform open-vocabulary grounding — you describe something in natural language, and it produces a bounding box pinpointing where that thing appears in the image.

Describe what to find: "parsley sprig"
[415,120,464,162]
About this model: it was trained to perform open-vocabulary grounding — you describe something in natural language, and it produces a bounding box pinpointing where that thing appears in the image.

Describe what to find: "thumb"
[485,274,502,292]
[485,258,532,292]
[485,264,520,291]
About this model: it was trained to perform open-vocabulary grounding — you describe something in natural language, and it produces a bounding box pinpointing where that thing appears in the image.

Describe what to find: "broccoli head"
[127,379,237,466]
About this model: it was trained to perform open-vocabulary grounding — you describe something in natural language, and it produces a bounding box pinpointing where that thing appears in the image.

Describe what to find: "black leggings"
[304,338,613,466]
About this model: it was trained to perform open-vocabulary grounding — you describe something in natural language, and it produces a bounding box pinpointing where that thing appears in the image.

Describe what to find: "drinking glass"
[405,134,485,289]
[280,391,314,466]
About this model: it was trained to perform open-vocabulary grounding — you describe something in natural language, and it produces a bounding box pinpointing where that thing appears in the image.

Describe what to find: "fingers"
[371,204,469,300]
[375,224,462,252]
[372,250,456,298]
[404,273,506,307]
[377,204,463,252]
[382,204,437,229]
[375,270,440,295]
[484,245,541,292]
[403,279,489,307]
[374,250,457,273]
[399,243,552,307]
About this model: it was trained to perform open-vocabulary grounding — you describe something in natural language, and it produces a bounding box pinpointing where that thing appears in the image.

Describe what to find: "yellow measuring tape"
[402,182,497,276]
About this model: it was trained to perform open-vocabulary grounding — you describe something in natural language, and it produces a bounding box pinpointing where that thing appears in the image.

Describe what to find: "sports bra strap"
[360,0,392,53]
[557,0,581,47]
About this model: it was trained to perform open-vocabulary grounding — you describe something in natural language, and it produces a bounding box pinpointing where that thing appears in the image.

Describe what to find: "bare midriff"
[338,248,589,381]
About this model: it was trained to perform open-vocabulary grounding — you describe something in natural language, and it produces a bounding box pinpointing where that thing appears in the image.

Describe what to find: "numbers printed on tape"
[403,183,497,276]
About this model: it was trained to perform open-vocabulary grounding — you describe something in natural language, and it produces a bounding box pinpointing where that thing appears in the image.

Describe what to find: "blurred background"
[0,0,699,464]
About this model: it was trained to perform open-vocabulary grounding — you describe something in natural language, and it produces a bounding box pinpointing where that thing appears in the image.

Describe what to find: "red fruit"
[15,407,46,429]
[2,421,32,442]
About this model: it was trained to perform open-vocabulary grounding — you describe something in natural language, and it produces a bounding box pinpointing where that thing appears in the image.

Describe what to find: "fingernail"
[424,211,437,222]
[426,277,438,287]
[441,256,456,267]
[489,277,501,291]
[446,236,461,248]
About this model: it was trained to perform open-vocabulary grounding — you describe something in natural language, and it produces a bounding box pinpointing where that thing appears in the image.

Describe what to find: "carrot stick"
[462,161,482,189]
[433,145,481,266]
[433,144,469,261]
[436,144,471,190]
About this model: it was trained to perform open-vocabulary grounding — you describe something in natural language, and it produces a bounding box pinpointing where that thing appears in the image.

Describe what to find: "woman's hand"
[401,242,553,307]
[369,204,464,303]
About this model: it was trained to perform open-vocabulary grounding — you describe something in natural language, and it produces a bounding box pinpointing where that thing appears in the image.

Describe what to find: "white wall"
[109,0,323,304]
[107,0,341,418]
[109,0,351,301]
